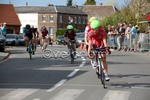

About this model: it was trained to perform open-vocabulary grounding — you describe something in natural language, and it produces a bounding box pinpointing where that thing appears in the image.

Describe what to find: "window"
[49,27,54,36]
[78,16,81,24]
[74,16,77,24]
[49,15,54,22]
[42,15,46,22]
[60,15,63,23]
[82,17,86,24]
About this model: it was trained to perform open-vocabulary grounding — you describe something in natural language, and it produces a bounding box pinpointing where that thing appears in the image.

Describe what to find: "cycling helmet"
[90,20,100,29]
[89,17,97,23]
[67,25,73,30]
[26,24,30,29]
[41,26,46,30]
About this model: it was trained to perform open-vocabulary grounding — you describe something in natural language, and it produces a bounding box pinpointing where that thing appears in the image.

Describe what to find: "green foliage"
[66,0,73,6]
[56,28,66,36]
[84,0,96,5]
[56,28,80,36]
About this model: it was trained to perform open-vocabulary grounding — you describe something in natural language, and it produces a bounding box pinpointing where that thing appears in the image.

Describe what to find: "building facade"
[15,5,87,40]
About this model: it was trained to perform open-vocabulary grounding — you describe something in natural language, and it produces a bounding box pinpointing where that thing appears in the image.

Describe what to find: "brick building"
[15,5,87,40]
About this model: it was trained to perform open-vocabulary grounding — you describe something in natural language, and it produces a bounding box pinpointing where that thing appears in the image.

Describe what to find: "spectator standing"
[130,25,139,51]
[124,24,132,51]
[117,23,125,51]
[1,23,7,37]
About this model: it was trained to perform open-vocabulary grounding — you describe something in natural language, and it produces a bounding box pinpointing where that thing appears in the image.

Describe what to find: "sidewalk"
[0,51,10,61]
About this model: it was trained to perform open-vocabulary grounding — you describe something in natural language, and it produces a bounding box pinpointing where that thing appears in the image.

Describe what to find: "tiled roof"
[56,6,86,15]
[0,4,21,25]
[15,6,87,15]
[15,6,56,13]
[82,5,117,17]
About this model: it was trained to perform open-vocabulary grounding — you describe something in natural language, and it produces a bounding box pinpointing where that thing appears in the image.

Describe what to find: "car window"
[17,35,23,39]
[0,35,4,38]
[6,35,16,38]
[58,36,64,39]
[77,34,84,38]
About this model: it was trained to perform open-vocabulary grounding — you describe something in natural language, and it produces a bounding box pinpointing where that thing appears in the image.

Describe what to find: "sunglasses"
[92,28,99,31]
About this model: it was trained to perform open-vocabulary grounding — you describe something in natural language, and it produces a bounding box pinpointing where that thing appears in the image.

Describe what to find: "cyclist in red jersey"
[39,26,49,50]
[84,17,97,50]
[88,20,111,81]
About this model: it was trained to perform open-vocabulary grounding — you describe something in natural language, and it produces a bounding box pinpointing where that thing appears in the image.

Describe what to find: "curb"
[0,51,10,62]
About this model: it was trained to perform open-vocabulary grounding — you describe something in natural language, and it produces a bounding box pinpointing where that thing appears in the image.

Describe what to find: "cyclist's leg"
[31,38,35,50]
[41,38,44,49]
[72,42,77,58]
[24,36,29,47]
[45,36,49,48]
[100,54,107,72]
[100,54,110,81]
[24,36,29,51]
[72,42,76,52]
[90,45,97,69]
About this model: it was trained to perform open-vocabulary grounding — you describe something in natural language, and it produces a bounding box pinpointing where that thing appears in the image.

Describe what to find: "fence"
[107,33,150,55]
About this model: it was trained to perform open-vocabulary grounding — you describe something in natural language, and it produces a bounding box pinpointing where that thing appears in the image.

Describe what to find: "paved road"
[0,45,150,100]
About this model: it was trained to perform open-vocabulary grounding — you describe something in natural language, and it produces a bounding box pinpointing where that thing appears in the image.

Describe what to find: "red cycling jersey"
[84,24,92,34]
[88,26,106,47]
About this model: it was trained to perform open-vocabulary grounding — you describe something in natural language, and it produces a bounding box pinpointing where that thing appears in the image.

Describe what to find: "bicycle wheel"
[95,53,100,78]
[98,58,106,89]
[28,46,32,60]
[71,53,74,64]
[96,66,100,79]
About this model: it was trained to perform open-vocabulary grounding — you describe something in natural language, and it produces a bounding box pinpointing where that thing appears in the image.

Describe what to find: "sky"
[0,0,127,7]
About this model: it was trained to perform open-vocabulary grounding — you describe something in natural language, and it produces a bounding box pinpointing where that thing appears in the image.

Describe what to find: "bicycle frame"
[28,40,32,59]
[68,40,75,64]
[94,47,107,89]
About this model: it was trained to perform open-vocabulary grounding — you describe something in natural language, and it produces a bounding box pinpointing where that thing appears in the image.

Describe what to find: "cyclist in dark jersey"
[64,25,77,58]
[23,24,35,55]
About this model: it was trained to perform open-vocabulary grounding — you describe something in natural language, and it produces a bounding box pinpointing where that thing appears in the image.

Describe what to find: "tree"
[129,0,148,23]
[67,0,73,6]
[84,0,96,5]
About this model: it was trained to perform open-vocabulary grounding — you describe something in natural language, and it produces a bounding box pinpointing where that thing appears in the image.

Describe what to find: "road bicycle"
[28,40,32,60]
[92,47,108,89]
[68,40,76,64]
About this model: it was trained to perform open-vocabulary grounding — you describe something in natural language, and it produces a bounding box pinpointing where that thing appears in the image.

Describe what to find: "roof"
[15,6,56,13]
[15,6,87,15]
[82,5,118,17]
[0,4,21,25]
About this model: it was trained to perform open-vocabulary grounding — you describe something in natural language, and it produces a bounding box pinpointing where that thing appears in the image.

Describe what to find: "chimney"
[47,4,53,6]
[26,2,28,6]
[74,4,78,8]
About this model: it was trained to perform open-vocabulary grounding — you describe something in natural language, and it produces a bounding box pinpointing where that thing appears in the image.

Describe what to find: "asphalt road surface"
[0,45,150,100]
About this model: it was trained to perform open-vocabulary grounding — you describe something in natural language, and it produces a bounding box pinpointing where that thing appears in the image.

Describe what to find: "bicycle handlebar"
[69,40,76,43]
[91,47,109,54]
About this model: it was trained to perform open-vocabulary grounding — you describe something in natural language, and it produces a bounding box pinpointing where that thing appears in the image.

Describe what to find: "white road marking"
[81,57,86,61]
[79,61,86,67]
[50,89,84,100]
[46,79,67,92]
[103,90,130,100]
[0,89,38,100]
[67,69,79,77]
[33,98,40,100]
